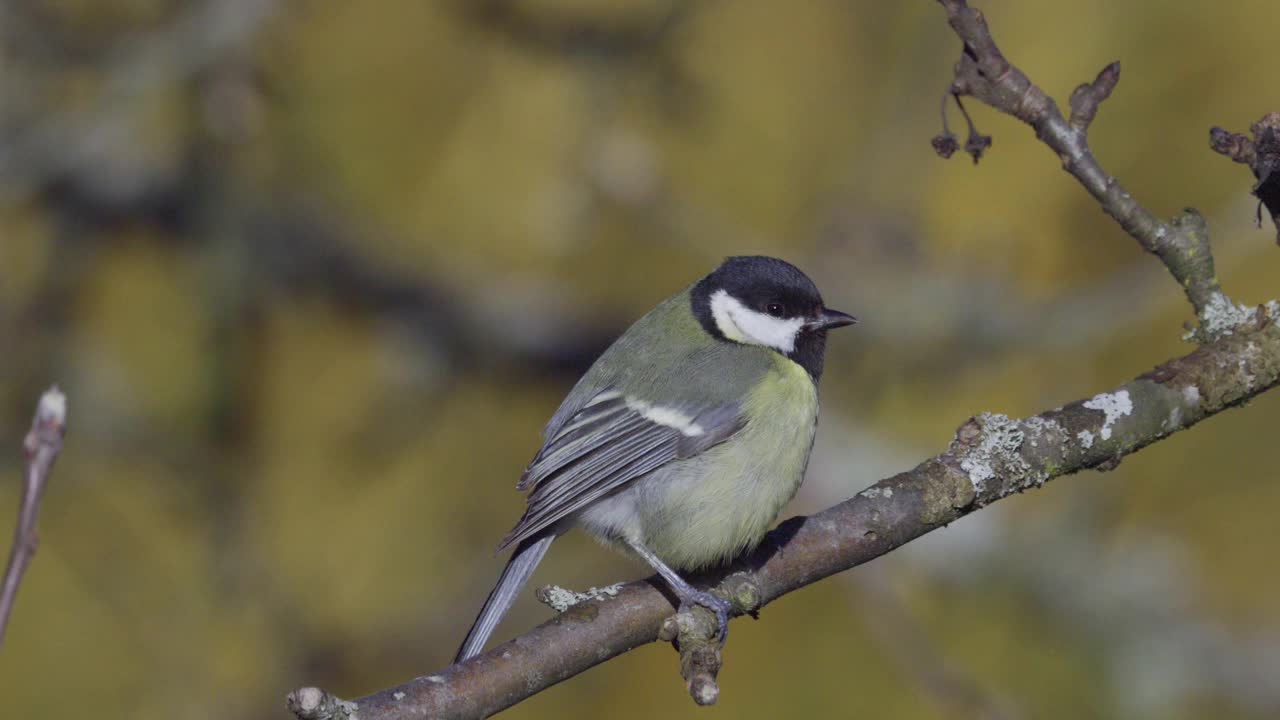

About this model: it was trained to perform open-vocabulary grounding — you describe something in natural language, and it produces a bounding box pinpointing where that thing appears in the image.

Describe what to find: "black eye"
[765,302,785,317]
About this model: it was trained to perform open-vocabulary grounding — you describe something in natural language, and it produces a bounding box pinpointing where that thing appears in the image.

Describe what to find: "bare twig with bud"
[0,386,68,651]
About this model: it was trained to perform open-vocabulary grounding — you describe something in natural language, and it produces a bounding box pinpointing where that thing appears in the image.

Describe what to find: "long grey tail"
[454,535,555,663]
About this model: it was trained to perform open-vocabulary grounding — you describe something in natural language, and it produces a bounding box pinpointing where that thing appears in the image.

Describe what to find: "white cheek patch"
[709,290,749,344]
[709,289,805,354]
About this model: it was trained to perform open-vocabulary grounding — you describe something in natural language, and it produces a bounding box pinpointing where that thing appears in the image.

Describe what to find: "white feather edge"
[624,398,704,437]
[554,390,705,440]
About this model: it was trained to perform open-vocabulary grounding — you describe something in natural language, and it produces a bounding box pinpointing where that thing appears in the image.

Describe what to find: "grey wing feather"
[516,393,634,491]
[497,390,744,551]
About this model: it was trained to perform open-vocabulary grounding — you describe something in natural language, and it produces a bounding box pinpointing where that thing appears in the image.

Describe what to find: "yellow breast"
[638,356,819,570]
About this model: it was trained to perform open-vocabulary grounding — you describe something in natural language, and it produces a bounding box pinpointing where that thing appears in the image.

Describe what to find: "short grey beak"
[806,307,857,332]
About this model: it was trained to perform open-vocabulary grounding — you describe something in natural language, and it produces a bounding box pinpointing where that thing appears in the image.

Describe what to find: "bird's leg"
[626,539,732,648]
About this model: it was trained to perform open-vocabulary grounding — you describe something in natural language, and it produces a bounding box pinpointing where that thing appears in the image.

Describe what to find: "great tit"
[455,255,855,662]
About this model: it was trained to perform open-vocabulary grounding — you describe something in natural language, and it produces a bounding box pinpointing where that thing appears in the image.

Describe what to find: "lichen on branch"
[287,306,1280,720]
[285,4,1280,717]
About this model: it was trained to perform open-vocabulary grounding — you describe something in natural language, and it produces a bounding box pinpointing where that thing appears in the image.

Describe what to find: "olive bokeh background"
[1,1,1278,718]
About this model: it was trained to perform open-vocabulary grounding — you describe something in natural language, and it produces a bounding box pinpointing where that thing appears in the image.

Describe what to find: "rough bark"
[287,312,1280,720]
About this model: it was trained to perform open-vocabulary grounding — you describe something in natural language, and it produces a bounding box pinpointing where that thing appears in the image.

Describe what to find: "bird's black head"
[691,256,856,380]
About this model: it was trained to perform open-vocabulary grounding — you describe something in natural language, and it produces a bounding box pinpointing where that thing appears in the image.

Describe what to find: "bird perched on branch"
[456,256,856,662]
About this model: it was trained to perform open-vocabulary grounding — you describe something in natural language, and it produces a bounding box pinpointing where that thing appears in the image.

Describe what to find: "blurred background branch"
[0,0,282,210]
[851,570,1021,720]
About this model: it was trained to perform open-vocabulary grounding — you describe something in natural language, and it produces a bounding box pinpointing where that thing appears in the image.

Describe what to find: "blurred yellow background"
[1,1,1278,718]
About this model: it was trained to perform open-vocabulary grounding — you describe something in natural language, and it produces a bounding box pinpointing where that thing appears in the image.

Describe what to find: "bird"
[455,255,856,662]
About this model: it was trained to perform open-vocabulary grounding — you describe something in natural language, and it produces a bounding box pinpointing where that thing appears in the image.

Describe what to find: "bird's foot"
[678,589,733,649]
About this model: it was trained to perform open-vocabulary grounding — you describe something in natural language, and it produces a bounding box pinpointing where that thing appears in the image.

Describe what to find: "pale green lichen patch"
[719,573,763,612]
[956,413,1021,493]
[287,688,359,720]
[1022,415,1066,451]
[1082,390,1132,441]
[943,413,1047,507]
[538,584,623,613]
[524,669,545,693]
[1193,292,1255,340]
[1173,326,1280,410]
[1181,385,1200,406]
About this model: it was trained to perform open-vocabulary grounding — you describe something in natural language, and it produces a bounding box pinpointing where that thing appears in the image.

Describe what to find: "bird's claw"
[678,589,733,649]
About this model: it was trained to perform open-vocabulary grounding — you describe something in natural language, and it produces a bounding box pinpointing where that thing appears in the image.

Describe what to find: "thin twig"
[0,386,69,650]
[932,0,1225,327]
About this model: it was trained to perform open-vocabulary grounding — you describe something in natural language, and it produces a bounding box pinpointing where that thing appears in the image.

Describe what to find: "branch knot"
[286,687,357,720]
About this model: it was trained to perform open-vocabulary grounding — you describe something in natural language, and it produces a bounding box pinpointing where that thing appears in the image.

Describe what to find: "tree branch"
[285,2,1280,716]
[0,386,69,650]
[1210,112,1280,245]
[287,302,1280,719]
[932,0,1226,330]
